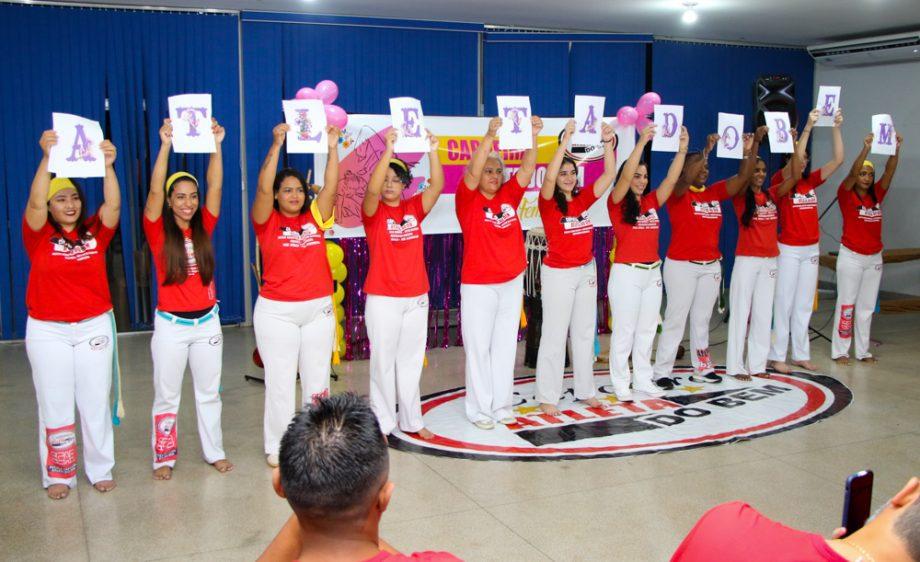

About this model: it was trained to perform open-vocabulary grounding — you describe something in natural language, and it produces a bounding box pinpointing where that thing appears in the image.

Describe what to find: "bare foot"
[833,356,851,365]
[538,403,561,416]
[153,466,173,480]
[582,397,603,408]
[791,360,817,371]
[47,484,70,500]
[211,459,233,473]
[417,428,435,440]
[752,373,772,379]
[93,480,116,493]
[858,356,878,364]
[733,374,752,382]
[769,361,791,374]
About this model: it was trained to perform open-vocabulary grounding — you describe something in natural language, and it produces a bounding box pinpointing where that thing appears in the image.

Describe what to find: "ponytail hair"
[161,181,215,286]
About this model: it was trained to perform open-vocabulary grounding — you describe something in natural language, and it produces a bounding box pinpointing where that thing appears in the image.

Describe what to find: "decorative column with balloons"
[326,241,347,364]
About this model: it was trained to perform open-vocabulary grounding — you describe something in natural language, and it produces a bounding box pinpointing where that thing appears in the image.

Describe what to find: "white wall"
[811,59,920,296]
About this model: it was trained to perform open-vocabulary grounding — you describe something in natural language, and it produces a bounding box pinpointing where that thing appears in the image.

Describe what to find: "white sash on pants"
[460,274,524,423]
[832,246,883,360]
[366,293,429,434]
[769,242,819,363]
[535,262,597,405]
[609,263,663,392]
[254,295,335,456]
[726,256,778,376]
[26,312,115,488]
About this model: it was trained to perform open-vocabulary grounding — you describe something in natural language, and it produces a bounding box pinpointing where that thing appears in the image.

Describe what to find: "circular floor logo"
[389,367,852,461]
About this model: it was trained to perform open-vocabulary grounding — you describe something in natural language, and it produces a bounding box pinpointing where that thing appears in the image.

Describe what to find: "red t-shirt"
[455,176,527,284]
[23,212,116,322]
[143,208,218,312]
[771,169,825,246]
[838,181,887,255]
[539,188,599,268]
[362,552,462,562]
[363,195,430,297]
[254,208,332,302]
[608,192,662,264]
[732,191,778,258]
[671,501,847,562]
[666,181,730,261]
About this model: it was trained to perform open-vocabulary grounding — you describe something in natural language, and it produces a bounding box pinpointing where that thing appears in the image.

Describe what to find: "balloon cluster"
[616,92,662,131]
[326,241,347,363]
[296,79,348,129]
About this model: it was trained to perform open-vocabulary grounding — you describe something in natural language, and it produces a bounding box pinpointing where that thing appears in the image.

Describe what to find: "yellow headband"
[389,159,409,172]
[166,171,198,193]
[862,160,875,171]
[47,177,76,201]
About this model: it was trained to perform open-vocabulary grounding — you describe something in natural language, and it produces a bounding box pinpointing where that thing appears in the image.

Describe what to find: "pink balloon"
[636,99,656,119]
[295,87,319,100]
[315,80,339,105]
[325,104,348,129]
[636,115,653,131]
[638,91,662,108]
[616,106,638,126]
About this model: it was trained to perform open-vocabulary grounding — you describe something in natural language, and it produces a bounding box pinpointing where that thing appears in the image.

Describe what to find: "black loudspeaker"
[754,75,797,130]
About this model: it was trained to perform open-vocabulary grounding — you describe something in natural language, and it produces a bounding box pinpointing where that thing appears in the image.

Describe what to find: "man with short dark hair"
[672,477,920,561]
[259,393,460,562]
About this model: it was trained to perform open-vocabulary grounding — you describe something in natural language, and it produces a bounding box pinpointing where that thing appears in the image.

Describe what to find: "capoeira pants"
[726,256,778,376]
[461,274,523,423]
[535,262,597,405]
[254,295,335,456]
[769,243,819,363]
[26,312,115,488]
[610,263,662,392]
[365,293,429,434]
[832,246,882,360]
[150,307,225,469]
[654,258,721,379]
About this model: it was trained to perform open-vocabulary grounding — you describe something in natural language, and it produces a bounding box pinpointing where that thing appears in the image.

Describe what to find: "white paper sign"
[610,118,636,173]
[389,97,429,153]
[496,96,533,150]
[283,99,328,154]
[815,85,841,127]
[48,113,106,178]
[871,114,897,156]
[716,112,745,159]
[764,111,794,153]
[572,95,605,146]
[652,104,684,152]
[168,94,216,153]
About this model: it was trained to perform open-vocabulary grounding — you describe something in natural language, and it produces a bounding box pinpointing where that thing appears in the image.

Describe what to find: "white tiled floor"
[2,305,918,561]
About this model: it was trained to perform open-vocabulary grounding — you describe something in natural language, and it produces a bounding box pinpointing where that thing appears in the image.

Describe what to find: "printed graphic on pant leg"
[89,335,110,350]
[46,424,78,479]
[838,304,855,339]
[154,413,178,463]
[696,348,713,372]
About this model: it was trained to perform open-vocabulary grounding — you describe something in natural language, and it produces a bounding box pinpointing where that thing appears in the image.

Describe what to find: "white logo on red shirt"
[483,204,517,229]
[857,204,882,223]
[183,236,199,275]
[691,200,722,219]
[791,189,817,210]
[50,235,99,262]
[560,211,593,236]
[278,223,321,248]
[753,200,778,222]
[386,214,421,242]
[633,208,660,230]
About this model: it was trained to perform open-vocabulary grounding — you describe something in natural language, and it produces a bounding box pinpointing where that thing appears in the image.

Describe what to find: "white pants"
[26,312,115,488]
[654,258,722,379]
[609,264,662,392]
[726,256,778,376]
[461,274,524,423]
[150,309,225,468]
[535,262,597,405]
[769,243,819,363]
[832,246,883,360]
[254,295,335,455]
[366,294,429,434]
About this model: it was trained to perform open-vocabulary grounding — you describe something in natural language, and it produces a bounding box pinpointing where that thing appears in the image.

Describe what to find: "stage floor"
[2,304,919,561]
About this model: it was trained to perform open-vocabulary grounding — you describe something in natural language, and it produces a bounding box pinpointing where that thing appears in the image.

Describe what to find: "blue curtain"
[651,40,815,284]
[484,38,571,117]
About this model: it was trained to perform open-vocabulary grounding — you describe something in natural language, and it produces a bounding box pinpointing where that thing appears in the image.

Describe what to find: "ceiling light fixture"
[682,1,699,24]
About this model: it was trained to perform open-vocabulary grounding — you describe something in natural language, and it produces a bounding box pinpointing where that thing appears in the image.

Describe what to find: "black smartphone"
[842,470,874,537]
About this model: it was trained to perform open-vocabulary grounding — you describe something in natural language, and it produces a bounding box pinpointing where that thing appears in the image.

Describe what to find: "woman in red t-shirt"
[652,132,757,390]
[831,132,902,364]
[608,124,687,400]
[726,127,799,381]
[533,119,618,414]
[252,123,341,467]
[456,115,542,429]
[24,131,121,500]
[143,117,232,480]
[362,128,444,439]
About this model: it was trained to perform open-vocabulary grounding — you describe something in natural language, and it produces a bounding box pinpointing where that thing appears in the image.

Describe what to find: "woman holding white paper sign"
[143,117,232,480]
[533,119,618,414]
[252,123,341,467]
[362,128,443,438]
[652,131,758,390]
[768,108,845,374]
[831,132,902,364]
[457,115,542,429]
[24,130,121,500]
[607,125,687,400]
